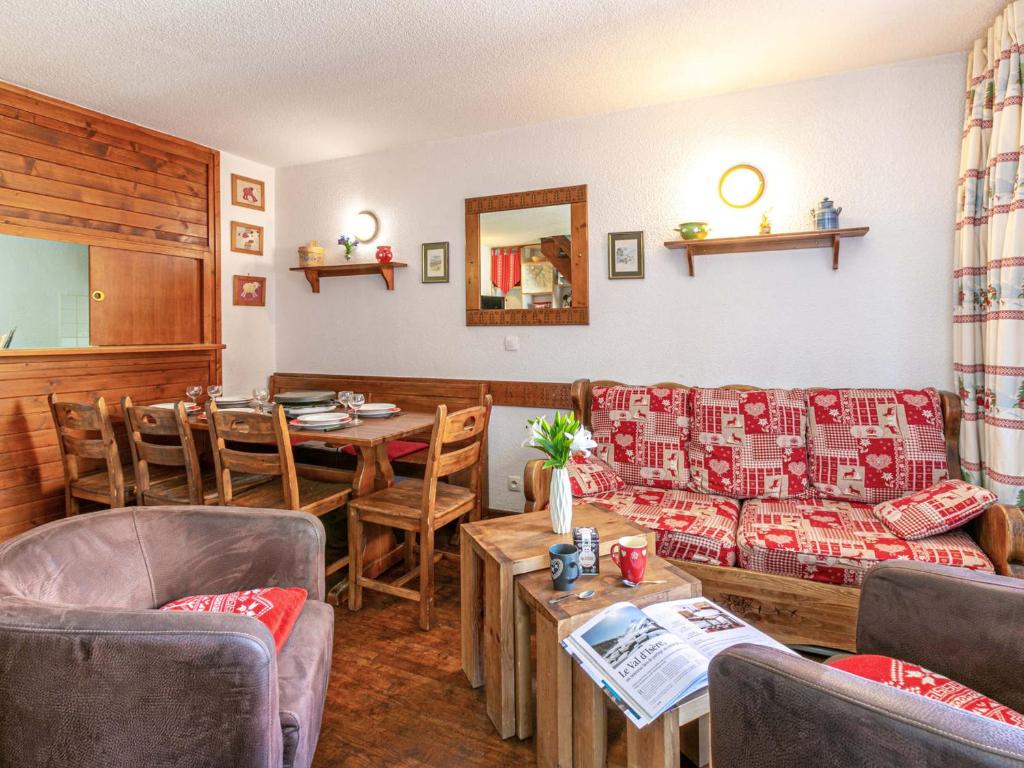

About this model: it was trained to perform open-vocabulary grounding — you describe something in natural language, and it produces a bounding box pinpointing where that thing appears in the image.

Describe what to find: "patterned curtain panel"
[954,2,1024,506]
[490,247,522,294]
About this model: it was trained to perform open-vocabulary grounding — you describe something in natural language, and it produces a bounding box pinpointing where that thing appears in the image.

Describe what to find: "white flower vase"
[549,466,573,534]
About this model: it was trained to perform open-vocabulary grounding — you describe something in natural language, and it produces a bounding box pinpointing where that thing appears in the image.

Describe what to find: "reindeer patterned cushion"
[737,497,994,586]
[806,389,949,504]
[872,479,997,540]
[590,386,689,490]
[686,388,809,499]
[567,454,625,497]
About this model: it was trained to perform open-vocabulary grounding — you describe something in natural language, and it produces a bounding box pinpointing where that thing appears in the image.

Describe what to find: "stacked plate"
[275,390,337,418]
[215,394,252,410]
[291,411,352,431]
[153,401,202,413]
[358,403,402,419]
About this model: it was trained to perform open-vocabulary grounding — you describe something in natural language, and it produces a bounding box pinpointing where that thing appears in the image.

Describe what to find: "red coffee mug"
[609,535,648,583]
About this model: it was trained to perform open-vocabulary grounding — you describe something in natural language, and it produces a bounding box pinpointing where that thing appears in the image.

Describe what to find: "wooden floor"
[312,557,672,767]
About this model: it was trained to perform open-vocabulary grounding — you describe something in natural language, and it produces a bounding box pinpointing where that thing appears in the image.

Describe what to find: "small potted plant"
[338,234,358,260]
[524,412,596,533]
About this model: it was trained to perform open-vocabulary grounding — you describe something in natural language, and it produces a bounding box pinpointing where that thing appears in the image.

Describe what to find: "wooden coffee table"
[460,503,656,739]
[514,554,701,767]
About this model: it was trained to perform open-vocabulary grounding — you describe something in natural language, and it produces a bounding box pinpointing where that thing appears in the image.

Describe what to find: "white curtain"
[954,1,1024,506]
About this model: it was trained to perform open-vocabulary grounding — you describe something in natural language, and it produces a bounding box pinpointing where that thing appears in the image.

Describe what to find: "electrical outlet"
[507,475,522,492]
[504,335,520,351]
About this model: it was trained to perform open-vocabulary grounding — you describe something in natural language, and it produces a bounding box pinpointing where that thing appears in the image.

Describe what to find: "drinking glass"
[349,394,365,425]
[253,387,270,415]
[207,384,223,402]
[185,385,202,405]
[338,390,353,414]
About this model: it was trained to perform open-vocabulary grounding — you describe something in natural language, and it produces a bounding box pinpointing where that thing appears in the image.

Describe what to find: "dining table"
[189,408,436,587]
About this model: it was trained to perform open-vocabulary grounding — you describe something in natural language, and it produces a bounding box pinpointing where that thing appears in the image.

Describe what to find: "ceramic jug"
[811,198,842,230]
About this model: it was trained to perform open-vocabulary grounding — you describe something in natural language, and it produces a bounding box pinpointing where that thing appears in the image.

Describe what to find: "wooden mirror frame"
[465,184,588,326]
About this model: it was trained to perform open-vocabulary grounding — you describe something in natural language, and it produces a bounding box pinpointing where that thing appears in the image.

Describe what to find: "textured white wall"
[220,153,276,393]
[272,54,966,511]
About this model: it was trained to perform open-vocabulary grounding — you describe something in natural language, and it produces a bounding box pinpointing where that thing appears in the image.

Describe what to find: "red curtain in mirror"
[490,247,521,294]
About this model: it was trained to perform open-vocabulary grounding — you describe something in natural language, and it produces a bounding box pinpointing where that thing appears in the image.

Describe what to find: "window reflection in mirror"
[478,204,573,311]
[0,233,90,350]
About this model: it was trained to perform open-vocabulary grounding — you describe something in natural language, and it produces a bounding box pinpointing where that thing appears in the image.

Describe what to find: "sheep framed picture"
[231,221,264,255]
[232,275,266,307]
[231,174,265,211]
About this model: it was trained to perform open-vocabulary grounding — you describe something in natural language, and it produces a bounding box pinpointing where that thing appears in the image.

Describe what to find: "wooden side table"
[460,504,655,739]
[514,555,701,768]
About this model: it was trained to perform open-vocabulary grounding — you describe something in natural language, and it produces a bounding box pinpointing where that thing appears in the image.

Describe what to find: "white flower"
[569,427,597,457]
[522,419,545,448]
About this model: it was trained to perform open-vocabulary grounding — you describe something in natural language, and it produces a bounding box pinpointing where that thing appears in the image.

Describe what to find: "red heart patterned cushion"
[161,587,307,653]
[872,479,997,540]
[567,454,625,497]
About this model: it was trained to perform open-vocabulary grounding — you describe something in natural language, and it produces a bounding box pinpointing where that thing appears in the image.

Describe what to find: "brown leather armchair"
[709,561,1024,767]
[0,505,334,768]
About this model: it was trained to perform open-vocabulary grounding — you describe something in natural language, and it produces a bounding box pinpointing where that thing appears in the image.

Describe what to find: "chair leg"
[418,526,435,631]
[65,489,78,517]
[348,507,364,612]
[404,530,416,571]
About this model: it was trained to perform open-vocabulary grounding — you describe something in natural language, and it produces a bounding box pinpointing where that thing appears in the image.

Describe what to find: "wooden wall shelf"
[290,262,408,292]
[664,227,869,276]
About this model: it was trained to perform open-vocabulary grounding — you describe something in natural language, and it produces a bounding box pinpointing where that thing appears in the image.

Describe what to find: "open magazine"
[562,598,794,728]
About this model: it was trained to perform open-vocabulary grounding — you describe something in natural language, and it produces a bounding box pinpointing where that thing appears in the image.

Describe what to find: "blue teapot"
[811,198,842,230]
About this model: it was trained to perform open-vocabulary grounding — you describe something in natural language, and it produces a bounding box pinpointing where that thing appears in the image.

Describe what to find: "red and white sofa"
[523,380,1024,650]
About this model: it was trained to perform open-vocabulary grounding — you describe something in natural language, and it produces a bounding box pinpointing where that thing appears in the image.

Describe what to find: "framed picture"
[231,174,265,211]
[421,241,449,283]
[521,260,555,294]
[231,221,264,255]
[232,275,266,307]
[608,231,644,279]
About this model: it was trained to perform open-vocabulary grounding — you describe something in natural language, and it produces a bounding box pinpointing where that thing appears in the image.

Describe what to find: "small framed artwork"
[231,221,264,255]
[521,260,555,294]
[232,275,266,307]
[608,231,644,279]
[421,241,449,283]
[231,174,265,211]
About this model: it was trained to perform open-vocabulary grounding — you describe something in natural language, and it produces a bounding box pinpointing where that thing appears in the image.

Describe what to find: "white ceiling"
[0,0,1003,168]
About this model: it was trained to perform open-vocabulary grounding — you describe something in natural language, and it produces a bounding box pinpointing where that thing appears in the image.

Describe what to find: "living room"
[0,1,1022,766]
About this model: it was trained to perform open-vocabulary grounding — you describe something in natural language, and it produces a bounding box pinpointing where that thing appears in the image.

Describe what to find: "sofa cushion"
[737,497,994,586]
[872,479,998,540]
[826,654,1024,729]
[567,454,625,497]
[687,387,809,499]
[806,388,949,503]
[278,600,334,768]
[590,385,689,490]
[580,485,740,566]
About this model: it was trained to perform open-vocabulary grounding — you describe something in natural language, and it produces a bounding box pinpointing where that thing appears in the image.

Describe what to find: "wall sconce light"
[718,164,765,208]
[353,210,380,243]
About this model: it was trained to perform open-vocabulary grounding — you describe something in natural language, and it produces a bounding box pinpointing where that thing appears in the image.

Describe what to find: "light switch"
[504,335,520,351]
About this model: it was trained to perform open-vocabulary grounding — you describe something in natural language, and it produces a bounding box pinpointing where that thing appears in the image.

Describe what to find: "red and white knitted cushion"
[737,497,994,586]
[590,386,689,490]
[686,388,809,499]
[827,654,1024,729]
[567,454,625,497]
[161,587,307,653]
[873,479,998,540]
[806,389,949,504]
[580,485,740,566]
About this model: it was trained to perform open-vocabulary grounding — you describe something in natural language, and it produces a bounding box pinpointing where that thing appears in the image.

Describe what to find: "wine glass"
[207,384,223,403]
[338,390,353,414]
[185,385,202,406]
[349,393,365,425]
[252,387,270,415]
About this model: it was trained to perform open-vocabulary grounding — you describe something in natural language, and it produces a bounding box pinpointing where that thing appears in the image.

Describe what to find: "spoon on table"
[548,589,597,605]
[622,579,667,588]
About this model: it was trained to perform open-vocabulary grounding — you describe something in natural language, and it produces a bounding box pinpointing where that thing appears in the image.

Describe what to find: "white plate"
[359,409,402,419]
[297,412,351,425]
[216,395,250,404]
[285,404,338,416]
[220,406,256,413]
[359,403,398,413]
[154,402,200,411]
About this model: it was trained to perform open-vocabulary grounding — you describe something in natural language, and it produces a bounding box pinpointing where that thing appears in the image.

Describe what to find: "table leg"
[461,531,484,688]
[352,445,400,578]
[681,713,710,768]
[514,587,533,739]
[626,708,680,768]
[373,443,395,490]
[483,558,516,739]
[535,614,573,768]
[572,666,606,768]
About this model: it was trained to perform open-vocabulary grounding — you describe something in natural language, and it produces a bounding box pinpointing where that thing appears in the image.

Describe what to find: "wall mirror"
[465,184,588,325]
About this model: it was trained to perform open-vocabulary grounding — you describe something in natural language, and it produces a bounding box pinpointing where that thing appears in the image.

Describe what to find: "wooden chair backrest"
[48,393,127,506]
[122,397,203,504]
[420,395,493,523]
[207,403,300,509]
[571,378,963,481]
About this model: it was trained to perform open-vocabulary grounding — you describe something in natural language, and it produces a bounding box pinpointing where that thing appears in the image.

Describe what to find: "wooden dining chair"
[347,395,492,630]
[206,402,353,577]
[49,393,134,516]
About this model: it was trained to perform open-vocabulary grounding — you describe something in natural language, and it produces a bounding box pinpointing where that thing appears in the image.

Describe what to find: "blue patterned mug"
[549,543,581,591]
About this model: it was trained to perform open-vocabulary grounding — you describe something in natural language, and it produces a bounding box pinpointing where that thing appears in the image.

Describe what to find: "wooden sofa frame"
[524,379,1024,651]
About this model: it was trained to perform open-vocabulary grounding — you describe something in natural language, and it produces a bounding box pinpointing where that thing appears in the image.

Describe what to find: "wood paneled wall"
[0,80,222,540]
